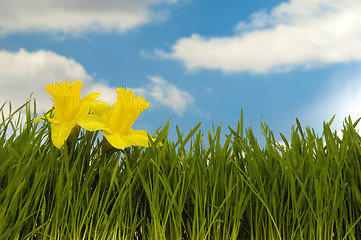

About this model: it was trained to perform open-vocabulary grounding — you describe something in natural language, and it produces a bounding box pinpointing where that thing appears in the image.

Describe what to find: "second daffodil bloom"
[35,80,100,148]
[78,88,155,150]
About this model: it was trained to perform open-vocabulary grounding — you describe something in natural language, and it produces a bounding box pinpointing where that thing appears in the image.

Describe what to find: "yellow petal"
[90,100,112,120]
[74,98,104,123]
[102,131,130,150]
[77,115,110,132]
[76,100,111,131]
[32,109,55,123]
[32,116,45,122]
[51,123,74,149]
[80,92,101,104]
[102,129,154,150]
[32,115,59,125]
[125,129,155,147]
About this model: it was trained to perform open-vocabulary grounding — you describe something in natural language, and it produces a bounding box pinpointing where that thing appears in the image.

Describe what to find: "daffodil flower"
[34,80,100,148]
[77,88,155,150]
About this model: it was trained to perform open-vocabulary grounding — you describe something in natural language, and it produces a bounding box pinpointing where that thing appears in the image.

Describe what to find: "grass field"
[1,101,361,239]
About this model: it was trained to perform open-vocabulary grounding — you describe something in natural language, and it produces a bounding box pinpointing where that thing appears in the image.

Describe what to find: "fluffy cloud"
[131,76,194,116]
[0,48,94,114]
[0,0,177,35]
[163,0,361,73]
[0,49,91,134]
[0,48,123,121]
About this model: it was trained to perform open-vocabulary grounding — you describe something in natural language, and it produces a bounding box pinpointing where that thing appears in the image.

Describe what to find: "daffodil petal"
[48,117,60,124]
[102,131,130,150]
[76,100,111,131]
[77,115,110,132]
[32,109,55,123]
[102,129,154,150]
[32,116,45,122]
[125,129,154,147]
[75,99,109,123]
[90,100,112,119]
[80,92,101,104]
[51,123,74,149]
[76,101,92,118]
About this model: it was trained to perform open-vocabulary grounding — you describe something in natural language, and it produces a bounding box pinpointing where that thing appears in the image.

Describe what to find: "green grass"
[1,101,361,239]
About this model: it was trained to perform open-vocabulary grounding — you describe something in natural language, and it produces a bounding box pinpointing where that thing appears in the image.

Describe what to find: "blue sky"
[1,0,361,144]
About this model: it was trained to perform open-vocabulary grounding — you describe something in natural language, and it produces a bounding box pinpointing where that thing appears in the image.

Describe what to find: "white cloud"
[0,0,177,35]
[0,48,96,137]
[131,76,194,116]
[0,48,94,114]
[0,48,122,121]
[163,0,361,73]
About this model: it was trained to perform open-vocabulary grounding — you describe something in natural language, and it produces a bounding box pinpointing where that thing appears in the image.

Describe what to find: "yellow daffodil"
[77,88,155,150]
[34,80,100,148]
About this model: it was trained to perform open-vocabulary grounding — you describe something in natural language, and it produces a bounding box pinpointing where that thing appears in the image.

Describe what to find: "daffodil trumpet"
[78,88,156,150]
[34,80,100,149]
